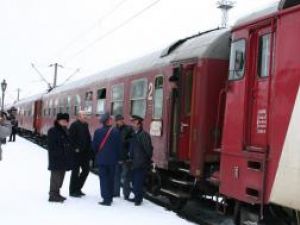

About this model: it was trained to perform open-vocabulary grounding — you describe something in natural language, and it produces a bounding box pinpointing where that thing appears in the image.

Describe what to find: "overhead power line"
[31,63,51,88]
[63,0,161,63]
[55,0,129,58]
[61,68,81,86]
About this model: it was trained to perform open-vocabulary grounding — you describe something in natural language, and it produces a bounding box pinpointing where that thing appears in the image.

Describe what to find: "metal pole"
[17,88,20,101]
[53,63,58,88]
[1,90,4,111]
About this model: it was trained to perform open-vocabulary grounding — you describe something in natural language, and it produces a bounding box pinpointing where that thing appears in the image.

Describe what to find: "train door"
[170,65,195,161]
[33,100,43,134]
[246,26,274,151]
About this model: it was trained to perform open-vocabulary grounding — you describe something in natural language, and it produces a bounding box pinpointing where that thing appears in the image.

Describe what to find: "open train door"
[169,64,195,161]
[33,100,43,134]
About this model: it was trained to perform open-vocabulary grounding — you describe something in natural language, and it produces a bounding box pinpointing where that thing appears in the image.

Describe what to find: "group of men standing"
[47,111,153,207]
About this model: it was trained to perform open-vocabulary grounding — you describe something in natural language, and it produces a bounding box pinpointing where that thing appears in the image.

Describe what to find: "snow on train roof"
[47,29,230,97]
[14,93,45,106]
[234,1,279,27]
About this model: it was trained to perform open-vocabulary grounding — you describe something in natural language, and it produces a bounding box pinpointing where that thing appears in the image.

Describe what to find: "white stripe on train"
[270,85,300,210]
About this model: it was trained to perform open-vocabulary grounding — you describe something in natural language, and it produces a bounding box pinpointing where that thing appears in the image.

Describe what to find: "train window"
[229,40,246,81]
[111,84,124,116]
[59,99,64,113]
[153,76,164,119]
[53,99,59,117]
[74,95,81,116]
[258,34,271,78]
[97,88,106,115]
[66,96,71,114]
[84,91,93,115]
[131,79,147,118]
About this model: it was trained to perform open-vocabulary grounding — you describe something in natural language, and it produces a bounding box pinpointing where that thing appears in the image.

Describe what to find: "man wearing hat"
[113,114,134,199]
[92,112,121,206]
[129,115,153,206]
[47,113,73,203]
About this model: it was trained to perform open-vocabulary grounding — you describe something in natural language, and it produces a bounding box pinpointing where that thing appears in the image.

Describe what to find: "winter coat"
[69,120,92,159]
[11,119,18,134]
[47,122,73,171]
[92,125,121,166]
[117,124,134,161]
[130,128,153,169]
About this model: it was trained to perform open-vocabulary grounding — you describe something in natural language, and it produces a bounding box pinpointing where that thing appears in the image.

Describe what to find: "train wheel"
[168,196,187,210]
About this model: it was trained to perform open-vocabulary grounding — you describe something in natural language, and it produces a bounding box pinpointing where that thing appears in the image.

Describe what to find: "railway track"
[21,134,235,225]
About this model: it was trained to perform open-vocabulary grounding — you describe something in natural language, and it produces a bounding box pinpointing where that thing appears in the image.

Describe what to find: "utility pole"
[217,0,235,28]
[49,63,63,88]
[17,88,21,101]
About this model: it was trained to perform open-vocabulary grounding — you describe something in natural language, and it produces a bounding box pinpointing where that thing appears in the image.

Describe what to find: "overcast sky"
[0,0,279,104]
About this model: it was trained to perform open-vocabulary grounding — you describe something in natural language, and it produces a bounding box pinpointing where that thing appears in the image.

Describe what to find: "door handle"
[180,123,189,133]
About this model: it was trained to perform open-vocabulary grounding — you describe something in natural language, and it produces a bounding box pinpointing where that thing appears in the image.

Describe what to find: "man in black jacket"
[69,110,92,197]
[48,113,72,203]
[129,115,153,206]
[113,114,134,199]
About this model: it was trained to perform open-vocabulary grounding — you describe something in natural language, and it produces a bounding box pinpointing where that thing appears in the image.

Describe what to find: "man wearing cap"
[92,112,121,206]
[113,114,134,199]
[129,115,153,206]
[47,113,73,203]
[69,110,92,197]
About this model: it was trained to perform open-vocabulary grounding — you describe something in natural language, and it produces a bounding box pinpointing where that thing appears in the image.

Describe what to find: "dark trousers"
[69,154,90,194]
[49,170,65,196]
[9,133,16,142]
[114,163,131,198]
[98,165,115,203]
[132,168,146,203]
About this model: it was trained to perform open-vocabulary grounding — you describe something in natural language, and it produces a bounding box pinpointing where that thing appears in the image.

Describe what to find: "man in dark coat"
[9,117,18,142]
[113,114,134,199]
[92,112,121,206]
[69,110,92,197]
[47,113,73,203]
[129,115,153,206]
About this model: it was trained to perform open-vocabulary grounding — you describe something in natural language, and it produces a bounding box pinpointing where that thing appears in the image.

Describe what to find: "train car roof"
[14,93,45,106]
[46,29,230,97]
[234,0,300,28]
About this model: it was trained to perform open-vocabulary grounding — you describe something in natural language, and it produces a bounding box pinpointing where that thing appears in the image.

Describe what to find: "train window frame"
[153,75,164,120]
[111,84,124,116]
[96,88,107,115]
[53,99,59,117]
[58,98,65,113]
[66,96,71,115]
[84,91,94,115]
[130,78,148,118]
[74,95,81,116]
[257,33,271,78]
[48,99,53,117]
[228,39,246,81]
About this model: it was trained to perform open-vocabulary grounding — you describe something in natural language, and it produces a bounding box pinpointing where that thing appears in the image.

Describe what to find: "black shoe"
[124,196,129,200]
[135,201,142,206]
[59,194,67,201]
[113,194,120,198]
[70,192,82,198]
[127,198,135,203]
[98,201,111,206]
[78,191,86,196]
[49,195,64,203]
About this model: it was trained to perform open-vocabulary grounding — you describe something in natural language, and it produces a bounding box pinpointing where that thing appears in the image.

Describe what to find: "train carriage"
[219,0,300,223]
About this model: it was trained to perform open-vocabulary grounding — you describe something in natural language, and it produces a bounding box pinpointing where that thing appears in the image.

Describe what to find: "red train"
[12,1,300,224]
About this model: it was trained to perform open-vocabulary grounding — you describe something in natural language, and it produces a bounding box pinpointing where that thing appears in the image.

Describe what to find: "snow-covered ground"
[0,137,195,225]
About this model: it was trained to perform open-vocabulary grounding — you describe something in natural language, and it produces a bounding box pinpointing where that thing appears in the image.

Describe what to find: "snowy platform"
[0,137,195,225]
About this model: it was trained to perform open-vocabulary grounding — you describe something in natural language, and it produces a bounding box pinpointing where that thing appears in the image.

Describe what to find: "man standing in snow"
[113,114,134,199]
[92,112,121,206]
[129,115,153,206]
[0,112,12,161]
[69,110,92,197]
[47,113,73,203]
